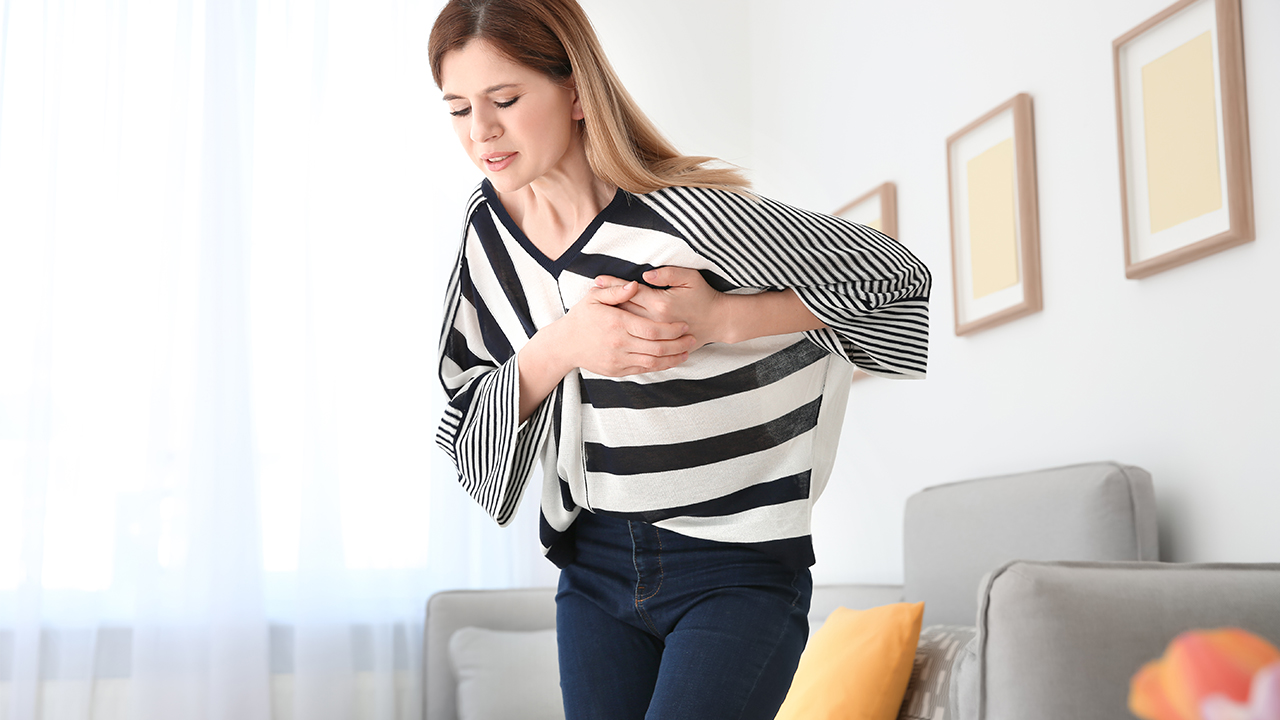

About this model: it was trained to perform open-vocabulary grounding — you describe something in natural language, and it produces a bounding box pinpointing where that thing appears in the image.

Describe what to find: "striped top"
[437,180,930,569]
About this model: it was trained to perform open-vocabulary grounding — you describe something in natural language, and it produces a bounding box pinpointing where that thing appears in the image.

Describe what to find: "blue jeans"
[556,511,812,720]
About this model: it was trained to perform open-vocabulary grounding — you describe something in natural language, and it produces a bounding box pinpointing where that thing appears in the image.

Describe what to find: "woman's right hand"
[555,280,698,377]
[516,280,696,421]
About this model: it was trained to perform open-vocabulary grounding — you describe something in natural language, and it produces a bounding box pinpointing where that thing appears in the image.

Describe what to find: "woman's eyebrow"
[442,83,521,102]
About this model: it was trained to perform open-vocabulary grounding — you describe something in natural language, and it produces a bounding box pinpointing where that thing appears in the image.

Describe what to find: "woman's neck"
[497,136,616,260]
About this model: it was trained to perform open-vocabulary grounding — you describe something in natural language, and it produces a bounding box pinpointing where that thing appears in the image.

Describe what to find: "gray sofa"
[424,461,1280,719]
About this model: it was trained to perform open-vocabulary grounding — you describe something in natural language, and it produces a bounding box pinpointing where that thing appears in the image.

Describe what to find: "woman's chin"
[484,173,531,194]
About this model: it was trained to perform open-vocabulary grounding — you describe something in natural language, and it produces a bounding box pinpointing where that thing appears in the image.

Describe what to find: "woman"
[429,1,931,717]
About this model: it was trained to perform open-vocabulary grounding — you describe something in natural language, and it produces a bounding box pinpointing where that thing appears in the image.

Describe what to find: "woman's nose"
[470,109,501,143]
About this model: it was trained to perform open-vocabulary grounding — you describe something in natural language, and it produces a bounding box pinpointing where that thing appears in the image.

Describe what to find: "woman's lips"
[482,152,517,172]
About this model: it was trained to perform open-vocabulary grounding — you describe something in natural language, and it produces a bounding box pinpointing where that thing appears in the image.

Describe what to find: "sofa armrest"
[955,560,1280,720]
[424,587,558,720]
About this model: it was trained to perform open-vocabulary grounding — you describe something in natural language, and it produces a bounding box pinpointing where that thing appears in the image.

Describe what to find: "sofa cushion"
[448,627,564,720]
[776,602,924,720]
[426,588,558,720]
[972,561,1280,720]
[904,461,1157,626]
[898,624,978,720]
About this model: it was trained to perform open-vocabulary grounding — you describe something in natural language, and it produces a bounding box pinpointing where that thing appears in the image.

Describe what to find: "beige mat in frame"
[1113,0,1254,279]
[946,93,1043,336]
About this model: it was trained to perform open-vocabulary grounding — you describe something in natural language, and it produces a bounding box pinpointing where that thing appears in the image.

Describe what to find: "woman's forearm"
[516,327,575,423]
[714,289,827,345]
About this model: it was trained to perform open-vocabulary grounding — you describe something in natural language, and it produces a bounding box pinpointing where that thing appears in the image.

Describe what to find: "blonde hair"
[428,0,751,194]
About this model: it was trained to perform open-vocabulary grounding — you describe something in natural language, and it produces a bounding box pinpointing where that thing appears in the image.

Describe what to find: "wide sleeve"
[639,185,931,378]
[435,203,556,526]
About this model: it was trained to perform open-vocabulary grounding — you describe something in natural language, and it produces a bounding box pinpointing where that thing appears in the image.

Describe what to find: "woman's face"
[440,40,584,194]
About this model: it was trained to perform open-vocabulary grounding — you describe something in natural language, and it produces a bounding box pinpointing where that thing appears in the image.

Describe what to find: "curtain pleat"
[0,1,560,719]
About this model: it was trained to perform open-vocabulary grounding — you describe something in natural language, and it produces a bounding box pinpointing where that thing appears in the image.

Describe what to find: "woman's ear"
[566,75,585,121]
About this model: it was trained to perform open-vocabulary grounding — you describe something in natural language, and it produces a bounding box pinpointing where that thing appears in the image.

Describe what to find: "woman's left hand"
[594,267,729,349]
[596,266,827,349]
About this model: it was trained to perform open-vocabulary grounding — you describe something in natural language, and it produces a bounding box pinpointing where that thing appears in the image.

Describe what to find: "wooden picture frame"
[1113,0,1253,279]
[834,181,898,241]
[946,93,1042,336]
[836,182,899,382]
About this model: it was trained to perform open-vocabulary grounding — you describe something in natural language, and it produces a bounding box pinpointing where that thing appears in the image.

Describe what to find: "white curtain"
[0,1,557,718]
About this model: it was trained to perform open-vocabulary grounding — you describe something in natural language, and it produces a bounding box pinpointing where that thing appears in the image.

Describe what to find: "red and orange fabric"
[1130,628,1280,720]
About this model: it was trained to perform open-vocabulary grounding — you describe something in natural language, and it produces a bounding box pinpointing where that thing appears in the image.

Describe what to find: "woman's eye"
[449,106,471,117]
[496,97,519,109]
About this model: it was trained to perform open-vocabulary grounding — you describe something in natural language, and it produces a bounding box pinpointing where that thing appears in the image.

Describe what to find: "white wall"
[581,0,753,169]
[744,0,1280,584]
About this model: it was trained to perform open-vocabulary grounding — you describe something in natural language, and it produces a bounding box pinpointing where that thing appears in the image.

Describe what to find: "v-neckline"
[481,179,626,276]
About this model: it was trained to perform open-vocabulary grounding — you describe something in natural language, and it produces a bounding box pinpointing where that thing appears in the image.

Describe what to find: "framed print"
[1113,0,1253,279]
[835,181,898,240]
[946,93,1042,336]
[836,182,898,382]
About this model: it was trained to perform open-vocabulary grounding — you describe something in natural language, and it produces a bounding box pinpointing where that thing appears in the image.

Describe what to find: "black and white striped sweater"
[437,180,930,569]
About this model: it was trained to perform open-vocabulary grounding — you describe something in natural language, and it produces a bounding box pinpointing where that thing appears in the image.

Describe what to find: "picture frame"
[946,93,1042,336]
[834,181,898,241]
[835,182,898,382]
[1113,0,1253,279]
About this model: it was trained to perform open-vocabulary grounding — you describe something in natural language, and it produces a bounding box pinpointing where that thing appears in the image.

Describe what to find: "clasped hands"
[520,265,820,418]
[557,266,729,378]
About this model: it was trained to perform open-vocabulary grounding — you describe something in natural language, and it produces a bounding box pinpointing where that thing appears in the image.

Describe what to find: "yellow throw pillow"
[774,602,924,720]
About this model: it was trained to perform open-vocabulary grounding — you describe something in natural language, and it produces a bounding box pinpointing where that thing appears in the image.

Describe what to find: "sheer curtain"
[0,1,556,718]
